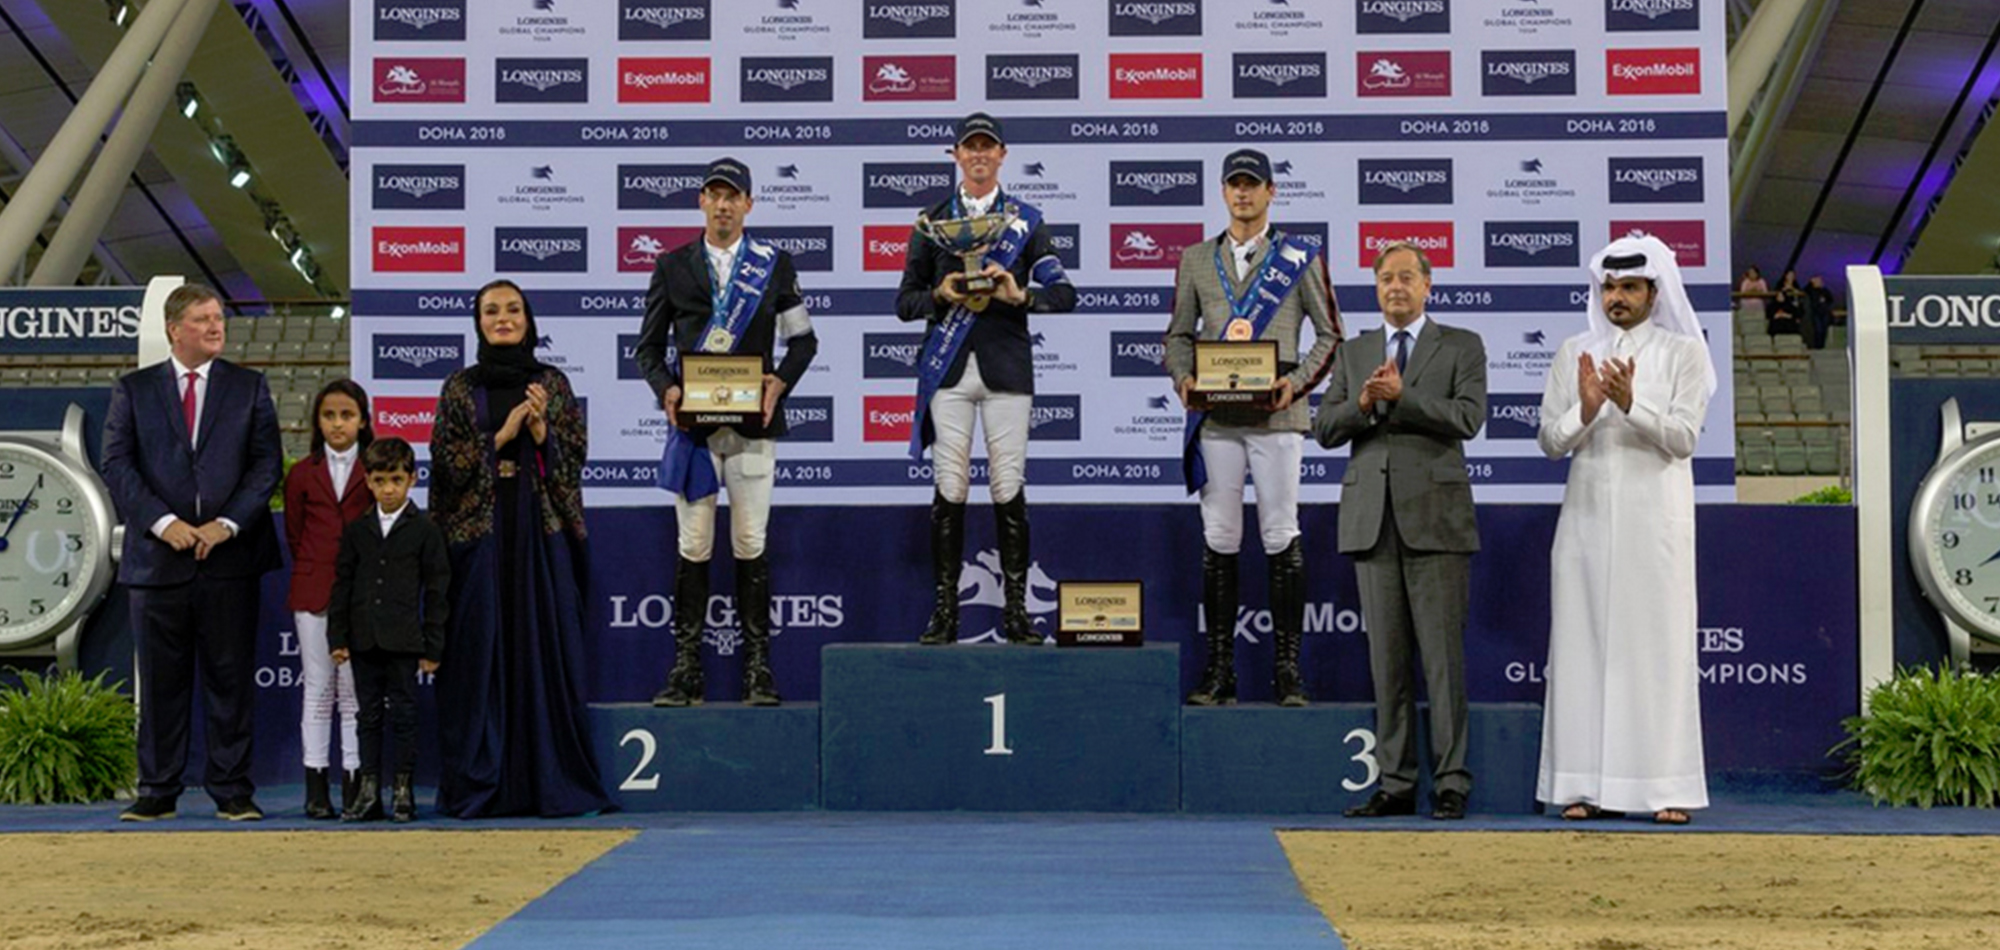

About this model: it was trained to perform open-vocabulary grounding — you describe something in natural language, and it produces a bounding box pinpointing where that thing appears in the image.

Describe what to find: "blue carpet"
[466,817,1343,950]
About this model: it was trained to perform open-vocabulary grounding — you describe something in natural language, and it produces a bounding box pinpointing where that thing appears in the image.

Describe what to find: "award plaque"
[1056,581,1144,647]
[680,353,764,426]
[1189,340,1280,411]
[914,207,1018,312]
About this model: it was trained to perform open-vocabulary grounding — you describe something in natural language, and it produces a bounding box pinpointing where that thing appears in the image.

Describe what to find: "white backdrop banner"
[350,0,1735,505]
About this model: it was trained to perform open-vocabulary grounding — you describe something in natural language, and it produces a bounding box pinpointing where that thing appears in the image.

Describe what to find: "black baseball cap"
[955,112,1005,148]
[703,157,752,194]
[1221,148,1273,185]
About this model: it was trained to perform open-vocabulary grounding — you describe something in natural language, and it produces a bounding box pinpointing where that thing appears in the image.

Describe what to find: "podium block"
[589,703,819,812]
[820,643,1180,811]
[1181,702,1544,814]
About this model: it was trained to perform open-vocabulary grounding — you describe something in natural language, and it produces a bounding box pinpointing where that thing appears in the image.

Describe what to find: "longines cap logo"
[1357,0,1448,33]
[1485,221,1580,267]
[1608,157,1703,203]
[1234,52,1328,98]
[1482,50,1577,96]
[377,0,466,41]
[619,0,709,40]
[1607,0,1699,31]
[373,164,465,210]
[864,0,957,38]
[1110,161,1203,206]
[1109,0,1202,35]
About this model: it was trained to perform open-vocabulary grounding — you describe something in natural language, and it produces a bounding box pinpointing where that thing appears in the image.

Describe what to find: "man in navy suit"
[102,283,283,821]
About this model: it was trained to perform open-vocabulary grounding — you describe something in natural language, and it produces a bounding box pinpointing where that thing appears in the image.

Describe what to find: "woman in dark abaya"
[429,279,613,818]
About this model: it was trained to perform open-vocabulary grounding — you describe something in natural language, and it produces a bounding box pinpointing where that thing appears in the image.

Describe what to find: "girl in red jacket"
[282,379,375,819]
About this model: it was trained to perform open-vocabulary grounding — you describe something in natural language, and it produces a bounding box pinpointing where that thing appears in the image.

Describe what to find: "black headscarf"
[470,278,552,388]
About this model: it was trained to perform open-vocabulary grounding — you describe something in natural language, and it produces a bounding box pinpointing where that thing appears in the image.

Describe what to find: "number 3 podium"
[591,643,1542,813]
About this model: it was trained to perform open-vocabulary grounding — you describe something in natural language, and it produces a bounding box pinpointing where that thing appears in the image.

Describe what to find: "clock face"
[1914,438,2000,643]
[0,444,106,649]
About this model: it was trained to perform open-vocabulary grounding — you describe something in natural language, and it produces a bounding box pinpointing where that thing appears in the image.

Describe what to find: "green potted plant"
[0,669,138,805]
[1837,664,2000,807]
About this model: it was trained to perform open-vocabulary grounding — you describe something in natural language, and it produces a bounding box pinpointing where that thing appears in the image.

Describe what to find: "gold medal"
[702,327,737,353]
[1224,319,1254,341]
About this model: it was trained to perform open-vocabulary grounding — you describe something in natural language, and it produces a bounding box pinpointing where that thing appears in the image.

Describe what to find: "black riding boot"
[738,555,781,706]
[996,494,1041,644]
[303,767,335,821]
[1270,538,1308,707]
[1186,547,1239,705]
[341,773,383,823]
[653,556,708,706]
[390,771,417,823]
[919,494,966,645]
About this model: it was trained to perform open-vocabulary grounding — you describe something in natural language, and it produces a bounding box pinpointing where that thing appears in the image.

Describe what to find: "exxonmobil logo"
[1607,48,1701,95]
[618,57,711,103]
[373,226,465,273]
[374,397,438,444]
[863,395,918,442]
[1359,221,1454,268]
[863,225,911,272]
[1109,53,1203,99]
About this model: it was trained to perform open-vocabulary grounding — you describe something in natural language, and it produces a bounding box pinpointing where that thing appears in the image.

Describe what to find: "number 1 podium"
[819,643,1181,811]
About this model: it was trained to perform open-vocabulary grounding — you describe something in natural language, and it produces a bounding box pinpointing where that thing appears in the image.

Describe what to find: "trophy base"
[685,411,761,428]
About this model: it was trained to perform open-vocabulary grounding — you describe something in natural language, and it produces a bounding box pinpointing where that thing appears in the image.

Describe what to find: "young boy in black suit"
[329,437,449,823]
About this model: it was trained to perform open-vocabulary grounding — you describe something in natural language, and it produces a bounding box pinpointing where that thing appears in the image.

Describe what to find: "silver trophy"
[915,205,1018,312]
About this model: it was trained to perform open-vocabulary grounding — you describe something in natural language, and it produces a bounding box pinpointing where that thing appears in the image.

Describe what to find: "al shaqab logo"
[955,549,1058,644]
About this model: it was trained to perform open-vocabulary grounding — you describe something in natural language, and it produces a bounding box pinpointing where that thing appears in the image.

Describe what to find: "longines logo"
[373,334,465,381]
[1608,0,1698,31]
[373,164,464,210]
[1110,330,1167,377]
[1486,157,1576,207]
[617,164,705,211]
[1608,157,1703,203]
[741,56,834,102]
[495,58,588,103]
[780,396,834,442]
[756,163,830,212]
[500,164,585,211]
[1232,0,1324,36]
[1483,0,1572,31]
[742,0,831,41]
[864,0,957,38]
[1887,293,2000,332]
[1482,50,1577,96]
[501,0,585,41]
[1010,161,1079,206]
[1272,221,1328,254]
[1046,223,1081,270]
[864,332,928,379]
[1269,158,1326,206]
[1494,329,1557,379]
[1122,394,1185,444]
[619,0,709,40]
[753,226,834,272]
[987,54,1081,100]
[1485,393,1542,439]
[1109,161,1204,207]
[376,0,466,41]
[1484,221,1579,268]
[990,0,1078,38]
[1356,0,1448,33]
[494,227,588,272]
[1109,0,1202,36]
[1030,394,1082,440]
[862,162,955,208]
[1358,158,1453,205]
[607,592,846,641]
[1233,52,1328,98]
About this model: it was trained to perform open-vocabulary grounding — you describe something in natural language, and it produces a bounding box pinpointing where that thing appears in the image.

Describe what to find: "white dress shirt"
[326,444,358,503]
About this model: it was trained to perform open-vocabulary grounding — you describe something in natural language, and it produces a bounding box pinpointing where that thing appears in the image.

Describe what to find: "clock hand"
[1980,547,2000,568]
[1,483,36,539]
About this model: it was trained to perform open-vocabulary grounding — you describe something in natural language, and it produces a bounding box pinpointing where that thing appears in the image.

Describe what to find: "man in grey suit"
[1166,148,1340,707]
[1313,241,1485,820]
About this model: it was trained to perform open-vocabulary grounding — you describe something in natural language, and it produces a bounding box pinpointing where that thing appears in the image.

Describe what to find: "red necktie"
[182,371,199,442]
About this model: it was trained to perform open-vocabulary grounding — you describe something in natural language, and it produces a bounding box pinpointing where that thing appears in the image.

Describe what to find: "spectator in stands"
[427,279,613,818]
[1771,269,1804,337]
[1736,266,1768,330]
[1804,275,1836,350]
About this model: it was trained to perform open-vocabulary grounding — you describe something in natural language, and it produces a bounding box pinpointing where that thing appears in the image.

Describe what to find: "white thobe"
[1534,319,1712,812]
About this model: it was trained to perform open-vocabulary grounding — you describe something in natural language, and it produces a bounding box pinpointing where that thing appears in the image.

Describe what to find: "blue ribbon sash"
[659,238,779,500]
[1183,231,1321,493]
[909,197,1045,460]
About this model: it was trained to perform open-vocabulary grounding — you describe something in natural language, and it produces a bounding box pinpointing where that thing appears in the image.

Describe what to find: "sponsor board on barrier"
[0,289,144,355]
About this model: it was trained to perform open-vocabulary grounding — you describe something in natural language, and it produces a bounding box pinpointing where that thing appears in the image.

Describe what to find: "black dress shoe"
[118,795,177,822]
[1431,789,1468,820]
[215,796,265,822]
[1344,790,1417,818]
